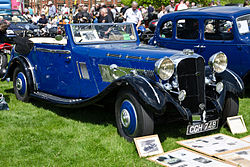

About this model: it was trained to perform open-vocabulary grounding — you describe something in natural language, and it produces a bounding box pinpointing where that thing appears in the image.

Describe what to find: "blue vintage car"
[149,6,250,84]
[1,23,244,141]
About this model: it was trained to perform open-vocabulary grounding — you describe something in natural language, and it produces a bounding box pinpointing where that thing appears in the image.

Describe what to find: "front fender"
[205,67,244,98]
[110,75,192,121]
[216,69,244,98]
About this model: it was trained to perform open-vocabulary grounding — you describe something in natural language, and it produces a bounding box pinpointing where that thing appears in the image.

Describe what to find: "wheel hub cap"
[120,100,137,135]
[121,109,130,128]
[16,78,23,91]
[16,72,27,96]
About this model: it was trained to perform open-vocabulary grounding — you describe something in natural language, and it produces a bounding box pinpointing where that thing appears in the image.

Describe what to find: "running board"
[31,92,84,105]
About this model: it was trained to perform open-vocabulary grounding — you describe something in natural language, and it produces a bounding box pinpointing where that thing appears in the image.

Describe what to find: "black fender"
[107,75,192,121]
[216,69,244,98]
[205,67,244,98]
[2,56,35,92]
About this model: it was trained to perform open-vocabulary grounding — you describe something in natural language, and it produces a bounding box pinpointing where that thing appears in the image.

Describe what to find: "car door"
[157,16,202,53]
[199,17,242,73]
[34,42,80,98]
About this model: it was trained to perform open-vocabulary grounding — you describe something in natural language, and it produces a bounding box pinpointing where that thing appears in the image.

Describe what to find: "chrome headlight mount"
[208,52,228,73]
[154,57,175,81]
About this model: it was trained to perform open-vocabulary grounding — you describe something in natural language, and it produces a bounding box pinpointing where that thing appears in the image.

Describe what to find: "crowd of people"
[11,0,250,30]
[19,0,208,29]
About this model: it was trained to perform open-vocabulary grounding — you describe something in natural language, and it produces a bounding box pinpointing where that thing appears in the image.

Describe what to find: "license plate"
[186,119,219,135]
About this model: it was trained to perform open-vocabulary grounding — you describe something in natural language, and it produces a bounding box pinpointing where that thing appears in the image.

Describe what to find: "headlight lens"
[209,52,227,73]
[155,57,174,80]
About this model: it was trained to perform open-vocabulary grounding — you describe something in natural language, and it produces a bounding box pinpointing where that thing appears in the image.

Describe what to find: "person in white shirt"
[176,0,188,11]
[61,4,70,15]
[123,1,143,29]
[158,5,167,19]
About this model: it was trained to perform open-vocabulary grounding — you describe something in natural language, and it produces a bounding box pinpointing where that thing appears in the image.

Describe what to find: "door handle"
[65,56,71,61]
[200,45,206,48]
[194,45,200,48]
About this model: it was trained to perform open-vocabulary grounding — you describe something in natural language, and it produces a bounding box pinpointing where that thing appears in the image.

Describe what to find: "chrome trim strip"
[226,69,243,90]
[36,48,71,54]
[106,53,122,58]
[76,61,82,79]
[146,57,159,61]
[79,62,90,79]
[136,75,160,104]
[125,55,142,60]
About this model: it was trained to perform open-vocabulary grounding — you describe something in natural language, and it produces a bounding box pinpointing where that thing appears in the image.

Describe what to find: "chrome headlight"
[209,52,227,73]
[155,57,174,80]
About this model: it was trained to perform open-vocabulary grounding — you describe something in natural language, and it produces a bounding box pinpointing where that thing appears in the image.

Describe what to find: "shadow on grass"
[244,88,250,98]
[30,99,116,127]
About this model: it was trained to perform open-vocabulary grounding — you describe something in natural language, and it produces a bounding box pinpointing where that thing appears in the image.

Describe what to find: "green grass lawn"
[0,81,249,167]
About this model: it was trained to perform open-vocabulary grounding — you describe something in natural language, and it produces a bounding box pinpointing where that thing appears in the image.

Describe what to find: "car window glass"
[71,23,136,43]
[160,21,173,38]
[204,19,233,41]
[176,19,199,40]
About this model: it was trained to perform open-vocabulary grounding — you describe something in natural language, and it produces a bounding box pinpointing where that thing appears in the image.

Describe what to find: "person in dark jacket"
[0,20,9,43]
[38,14,48,28]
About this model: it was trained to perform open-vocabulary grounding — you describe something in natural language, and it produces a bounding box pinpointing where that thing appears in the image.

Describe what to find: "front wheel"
[115,89,154,142]
[13,67,30,102]
[221,93,239,124]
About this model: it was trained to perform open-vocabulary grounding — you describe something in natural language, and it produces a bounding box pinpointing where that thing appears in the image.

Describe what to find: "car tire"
[115,89,154,142]
[0,53,7,70]
[13,66,30,102]
[221,93,239,124]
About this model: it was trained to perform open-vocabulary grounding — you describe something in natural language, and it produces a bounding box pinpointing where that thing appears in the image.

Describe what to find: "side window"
[160,21,173,38]
[176,19,199,40]
[204,19,233,41]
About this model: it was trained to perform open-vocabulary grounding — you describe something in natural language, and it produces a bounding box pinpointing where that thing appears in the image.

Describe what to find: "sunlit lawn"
[0,81,249,166]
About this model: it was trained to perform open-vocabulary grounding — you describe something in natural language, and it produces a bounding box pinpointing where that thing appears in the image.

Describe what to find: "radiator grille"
[177,57,205,113]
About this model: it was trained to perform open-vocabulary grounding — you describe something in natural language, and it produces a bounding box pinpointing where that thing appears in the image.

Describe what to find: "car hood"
[8,22,38,31]
[86,43,186,60]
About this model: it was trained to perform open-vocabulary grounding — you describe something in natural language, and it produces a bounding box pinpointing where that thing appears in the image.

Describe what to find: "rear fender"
[2,56,35,92]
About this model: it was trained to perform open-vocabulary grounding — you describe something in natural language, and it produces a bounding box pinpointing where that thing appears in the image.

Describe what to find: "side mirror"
[55,35,63,41]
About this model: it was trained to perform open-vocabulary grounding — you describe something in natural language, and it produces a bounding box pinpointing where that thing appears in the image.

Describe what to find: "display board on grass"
[217,147,250,167]
[148,147,236,167]
[134,135,164,157]
[176,134,250,156]
[227,115,247,134]
[241,135,250,143]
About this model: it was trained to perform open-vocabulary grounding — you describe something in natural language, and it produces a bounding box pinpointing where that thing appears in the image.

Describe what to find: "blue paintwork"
[4,22,244,124]
[120,100,137,135]
[150,6,250,79]
[16,72,26,95]
[9,23,183,99]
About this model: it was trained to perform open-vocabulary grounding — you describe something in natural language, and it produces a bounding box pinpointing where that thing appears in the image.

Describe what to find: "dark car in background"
[0,9,39,42]
[149,6,250,85]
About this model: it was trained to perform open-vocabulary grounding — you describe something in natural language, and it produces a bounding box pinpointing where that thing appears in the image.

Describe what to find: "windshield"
[0,14,28,23]
[236,14,250,35]
[71,23,137,44]
[0,10,27,23]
